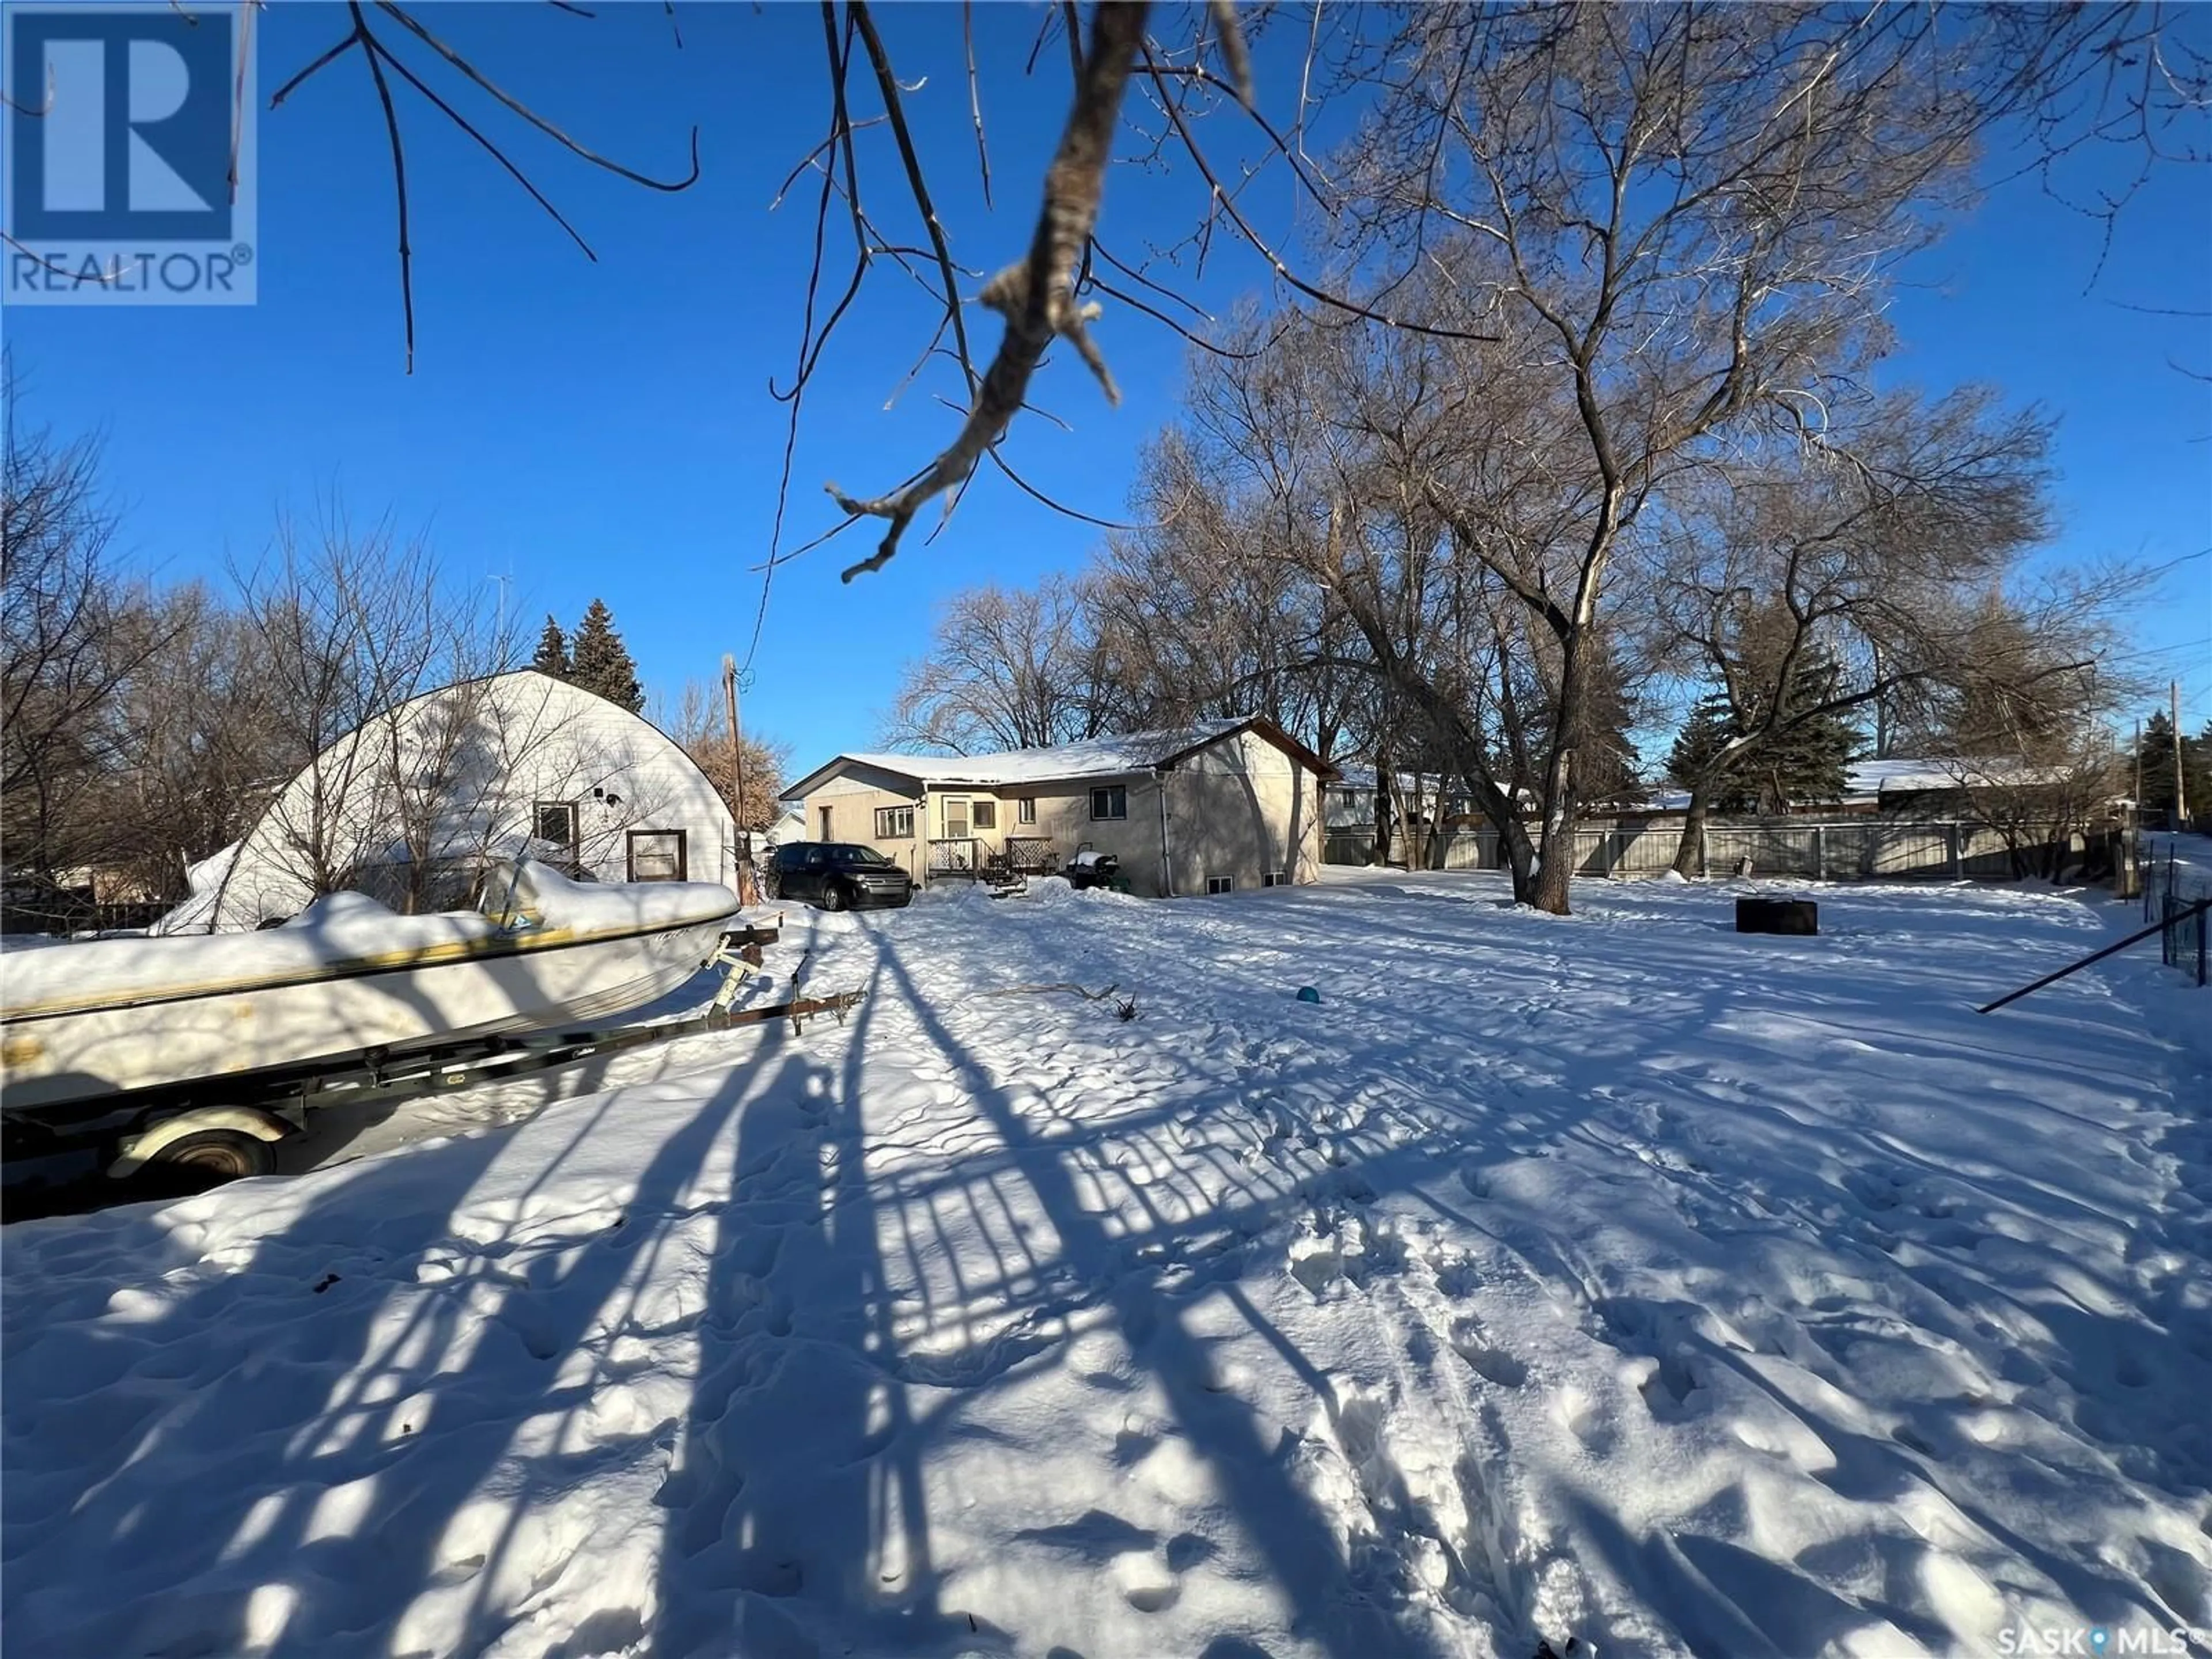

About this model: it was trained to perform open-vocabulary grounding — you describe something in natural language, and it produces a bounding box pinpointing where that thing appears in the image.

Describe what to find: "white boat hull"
[2,880,740,1113]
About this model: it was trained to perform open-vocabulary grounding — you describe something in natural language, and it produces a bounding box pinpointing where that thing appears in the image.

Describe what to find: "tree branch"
[829,2,1150,581]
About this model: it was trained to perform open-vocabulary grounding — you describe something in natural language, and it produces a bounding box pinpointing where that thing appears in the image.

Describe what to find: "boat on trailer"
[0,859,743,1182]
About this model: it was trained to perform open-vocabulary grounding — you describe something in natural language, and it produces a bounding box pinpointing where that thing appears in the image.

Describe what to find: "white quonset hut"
[165,670,738,931]
[783,717,1336,896]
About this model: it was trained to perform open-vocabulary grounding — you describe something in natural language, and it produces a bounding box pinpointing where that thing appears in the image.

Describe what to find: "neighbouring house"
[760,804,808,850]
[160,669,738,931]
[1322,766,1486,865]
[1626,757,2087,819]
[782,717,1338,896]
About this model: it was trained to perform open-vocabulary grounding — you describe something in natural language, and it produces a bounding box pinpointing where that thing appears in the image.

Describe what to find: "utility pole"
[2174,680,2190,827]
[487,573,512,660]
[725,654,756,904]
[2124,717,2143,901]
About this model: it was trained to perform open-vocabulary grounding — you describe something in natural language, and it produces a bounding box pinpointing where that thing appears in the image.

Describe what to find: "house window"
[1206,874,1234,895]
[1264,871,1290,887]
[874,805,915,839]
[627,829,688,882]
[818,805,834,839]
[533,801,578,849]
[1090,785,1128,820]
[1017,797,1037,825]
[972,800,998,831]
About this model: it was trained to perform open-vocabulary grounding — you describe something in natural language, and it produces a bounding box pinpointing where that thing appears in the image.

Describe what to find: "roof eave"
[1154,715,1339,781]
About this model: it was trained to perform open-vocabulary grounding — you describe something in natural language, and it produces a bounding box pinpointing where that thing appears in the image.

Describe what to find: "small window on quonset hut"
[627,830,687,882]
[534,801,578,849]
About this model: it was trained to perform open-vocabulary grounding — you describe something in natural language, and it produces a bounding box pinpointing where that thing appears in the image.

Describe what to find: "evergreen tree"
[1666,692,1759,811]
[1668,659,1861,814]
[530,615,571,680]
[2127,712,2212,817]
[567,598,644,713]
[1752,654,1860,811]
[1573,655,1644,808]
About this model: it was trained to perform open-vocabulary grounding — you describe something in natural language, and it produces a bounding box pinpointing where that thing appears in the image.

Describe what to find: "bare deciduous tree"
[660,679,790,833]
[1089,431,1365,759]
[1645,388,2062,873]
[211,509,519,915]
[1,389,176,895]
[883,576,1111,754]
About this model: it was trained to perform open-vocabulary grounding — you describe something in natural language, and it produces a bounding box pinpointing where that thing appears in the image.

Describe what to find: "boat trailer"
[2,921,863,1199]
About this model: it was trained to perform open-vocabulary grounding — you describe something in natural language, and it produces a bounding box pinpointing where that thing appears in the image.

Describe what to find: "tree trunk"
[1372,743,1395,867]
[1528,624,1594,915]
[1671,790,1712,877]
[1501,817,1537,903]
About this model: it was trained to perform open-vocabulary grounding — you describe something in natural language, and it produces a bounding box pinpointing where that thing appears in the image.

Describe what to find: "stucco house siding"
[806,767,927,880]
[1165,727,1321,895]
[1010,774,1168,895]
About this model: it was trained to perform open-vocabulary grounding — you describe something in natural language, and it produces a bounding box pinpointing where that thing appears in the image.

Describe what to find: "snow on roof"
[1617,758,2056,815]
[1851,757,2066,794]
[790,717,1259,794]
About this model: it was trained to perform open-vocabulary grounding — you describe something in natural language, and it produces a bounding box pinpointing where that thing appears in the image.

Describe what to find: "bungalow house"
[782,717,1337,896]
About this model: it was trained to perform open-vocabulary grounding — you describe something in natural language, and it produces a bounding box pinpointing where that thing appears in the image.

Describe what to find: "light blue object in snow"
[1296,986,1321,1004]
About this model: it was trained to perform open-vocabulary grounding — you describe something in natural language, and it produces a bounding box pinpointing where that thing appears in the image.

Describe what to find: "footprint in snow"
[1446,1317,1528,1389]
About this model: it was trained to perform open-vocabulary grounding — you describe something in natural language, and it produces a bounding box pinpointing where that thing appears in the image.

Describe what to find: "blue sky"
[4,3,2207,775]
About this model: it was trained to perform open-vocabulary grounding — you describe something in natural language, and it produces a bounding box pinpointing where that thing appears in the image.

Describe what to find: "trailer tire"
[147,1128,275,1181]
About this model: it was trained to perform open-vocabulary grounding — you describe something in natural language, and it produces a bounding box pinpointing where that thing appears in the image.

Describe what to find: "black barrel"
[1736,897,1818,935]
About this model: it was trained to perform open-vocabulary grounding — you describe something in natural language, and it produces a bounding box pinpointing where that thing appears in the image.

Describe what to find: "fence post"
[1813,825,1826,881]
[1698,825,1709,878]
[1947,823,1963,878]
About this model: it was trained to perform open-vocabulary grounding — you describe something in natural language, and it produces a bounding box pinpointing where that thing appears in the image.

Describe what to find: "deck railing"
[1003,836,1057,875]
[925,836,1060,882]
[926,838,982,877]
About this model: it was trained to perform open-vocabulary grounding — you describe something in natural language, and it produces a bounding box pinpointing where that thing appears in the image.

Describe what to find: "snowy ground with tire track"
[5,870,2209,1658]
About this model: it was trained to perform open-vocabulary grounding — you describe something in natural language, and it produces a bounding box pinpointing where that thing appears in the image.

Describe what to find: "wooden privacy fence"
[1330,820,2073,882]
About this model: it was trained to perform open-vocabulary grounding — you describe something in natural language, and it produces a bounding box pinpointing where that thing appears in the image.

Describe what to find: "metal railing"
[2135,847,2211,986]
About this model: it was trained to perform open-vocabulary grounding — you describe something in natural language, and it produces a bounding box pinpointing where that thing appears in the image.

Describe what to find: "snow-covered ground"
[5,872,2209,1658]
[2147,832,2212,889]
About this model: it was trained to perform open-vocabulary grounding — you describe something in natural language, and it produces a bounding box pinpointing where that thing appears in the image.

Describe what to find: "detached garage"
[162,670,738,931]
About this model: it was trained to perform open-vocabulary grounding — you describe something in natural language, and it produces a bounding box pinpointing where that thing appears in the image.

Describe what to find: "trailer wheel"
[149,1128,275,1181]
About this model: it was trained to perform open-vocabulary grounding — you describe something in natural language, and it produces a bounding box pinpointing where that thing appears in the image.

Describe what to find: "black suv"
[768,842,915,911]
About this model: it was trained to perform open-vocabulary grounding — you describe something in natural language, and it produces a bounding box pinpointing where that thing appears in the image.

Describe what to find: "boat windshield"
[476,859,537,926]
[831,844,897,868]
